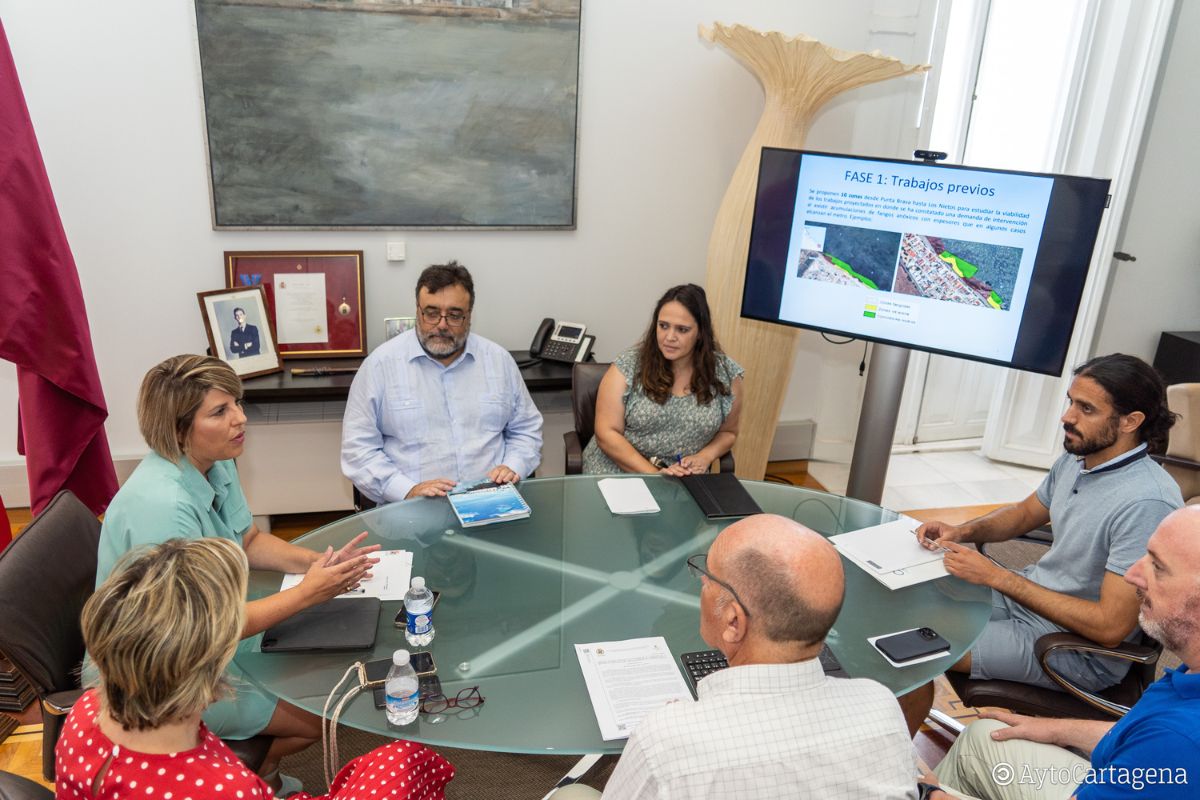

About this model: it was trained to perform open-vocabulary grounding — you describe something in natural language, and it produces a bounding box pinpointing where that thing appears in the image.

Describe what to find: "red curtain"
[0,20,117,516]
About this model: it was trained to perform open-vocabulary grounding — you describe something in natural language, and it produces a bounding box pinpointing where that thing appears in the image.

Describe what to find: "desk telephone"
[530,318,594,363]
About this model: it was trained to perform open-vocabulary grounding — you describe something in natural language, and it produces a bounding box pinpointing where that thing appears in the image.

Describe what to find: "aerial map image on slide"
[895,233,1022,310]
[796,223,901,291]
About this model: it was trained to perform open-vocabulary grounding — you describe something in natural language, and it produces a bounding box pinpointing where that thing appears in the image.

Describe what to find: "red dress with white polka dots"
[56,691,455,800]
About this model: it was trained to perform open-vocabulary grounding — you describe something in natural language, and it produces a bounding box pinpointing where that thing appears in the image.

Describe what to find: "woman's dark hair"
[1074,353,1177,454]
[636,284,728,405]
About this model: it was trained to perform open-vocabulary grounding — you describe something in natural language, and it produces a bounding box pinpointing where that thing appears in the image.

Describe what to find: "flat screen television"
[741,149,1111,376]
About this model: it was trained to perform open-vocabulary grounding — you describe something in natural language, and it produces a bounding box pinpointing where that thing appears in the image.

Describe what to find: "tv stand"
[846,343,910,505]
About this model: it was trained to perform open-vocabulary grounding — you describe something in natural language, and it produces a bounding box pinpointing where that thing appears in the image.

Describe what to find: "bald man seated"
[556,513,918,799]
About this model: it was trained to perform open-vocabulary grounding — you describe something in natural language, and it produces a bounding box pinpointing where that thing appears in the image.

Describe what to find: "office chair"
[1151,382,1200,504]
[0,771,53,800]
[563,362,735,474]
[0,490,272,780]
[564,362,610,474]
[942,531,1162,724]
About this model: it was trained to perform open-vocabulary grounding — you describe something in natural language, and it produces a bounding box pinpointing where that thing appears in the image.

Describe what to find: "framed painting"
[197,286,283,379]
[195,0,582,229]
[225,251,366,358]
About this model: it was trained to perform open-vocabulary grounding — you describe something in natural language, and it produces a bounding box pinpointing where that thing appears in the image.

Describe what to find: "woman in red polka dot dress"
[56,538,454,800]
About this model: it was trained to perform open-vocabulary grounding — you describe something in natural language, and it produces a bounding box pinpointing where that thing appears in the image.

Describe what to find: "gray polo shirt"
[1024,444,1182,629]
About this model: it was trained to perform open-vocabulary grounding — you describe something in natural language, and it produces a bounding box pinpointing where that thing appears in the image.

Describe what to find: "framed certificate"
[224,251,366,358]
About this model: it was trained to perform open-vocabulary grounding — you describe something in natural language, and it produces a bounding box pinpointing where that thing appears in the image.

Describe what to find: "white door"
[912,356,999,443]
[897,0,1175,459]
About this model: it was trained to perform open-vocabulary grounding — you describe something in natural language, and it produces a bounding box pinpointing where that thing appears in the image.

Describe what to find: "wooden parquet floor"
[1,461,1000,786]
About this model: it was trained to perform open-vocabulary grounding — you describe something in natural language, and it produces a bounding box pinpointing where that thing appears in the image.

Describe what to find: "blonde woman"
[57,538,454,799]
[96,355,380,787]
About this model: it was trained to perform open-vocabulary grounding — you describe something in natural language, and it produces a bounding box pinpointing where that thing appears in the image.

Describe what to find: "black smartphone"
[370,672,443,709]
[365,653,439,708]
[393,590,441,629]
[364,651,436,680]
[873,627,951,664]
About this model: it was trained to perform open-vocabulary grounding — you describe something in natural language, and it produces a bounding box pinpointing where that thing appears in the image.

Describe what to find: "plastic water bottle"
[404,576,435,647]
[384,649,420,725]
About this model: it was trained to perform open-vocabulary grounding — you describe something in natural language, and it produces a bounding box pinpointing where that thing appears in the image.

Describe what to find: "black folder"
[260,597,380,652]
[680,472,762,519]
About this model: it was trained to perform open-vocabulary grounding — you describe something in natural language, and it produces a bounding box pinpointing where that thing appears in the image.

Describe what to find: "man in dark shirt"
[229,307,260,358]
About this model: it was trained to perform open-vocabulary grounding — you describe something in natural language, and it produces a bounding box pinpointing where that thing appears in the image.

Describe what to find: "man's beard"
[1138,590,1200,654]
[418,325,467,360]
[1063,414,1120,456]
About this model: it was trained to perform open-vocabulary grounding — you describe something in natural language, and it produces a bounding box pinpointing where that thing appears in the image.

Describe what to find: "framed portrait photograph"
[384,316,416,341]
[197,286,283,379]
[224,250,366,359]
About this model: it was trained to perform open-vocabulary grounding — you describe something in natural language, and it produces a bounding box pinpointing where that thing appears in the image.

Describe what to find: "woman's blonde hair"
[137,355,243,462]
[82,537,248,731]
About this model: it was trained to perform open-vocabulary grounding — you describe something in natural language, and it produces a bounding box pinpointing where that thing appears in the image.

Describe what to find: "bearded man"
[341,261,542,502]
[899,353,1183,734]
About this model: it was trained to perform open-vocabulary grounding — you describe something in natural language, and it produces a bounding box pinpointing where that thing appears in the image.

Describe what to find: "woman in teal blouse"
[583,284,744,475]
[97,355,378,785]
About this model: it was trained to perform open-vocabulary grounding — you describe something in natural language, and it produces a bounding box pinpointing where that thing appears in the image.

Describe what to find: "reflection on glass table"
[235,476,991,755]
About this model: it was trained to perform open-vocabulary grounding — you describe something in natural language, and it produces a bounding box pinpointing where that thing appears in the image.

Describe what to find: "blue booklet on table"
[448,482,532,528]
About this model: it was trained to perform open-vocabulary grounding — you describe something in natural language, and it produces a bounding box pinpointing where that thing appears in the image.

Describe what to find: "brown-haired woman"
[96,355,379,791]
[582,284,743,475]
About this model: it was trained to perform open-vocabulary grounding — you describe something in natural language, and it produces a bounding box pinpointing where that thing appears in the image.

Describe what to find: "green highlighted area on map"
[826,253,878,290]
[941,250,1006,309]
[939,251,978,278]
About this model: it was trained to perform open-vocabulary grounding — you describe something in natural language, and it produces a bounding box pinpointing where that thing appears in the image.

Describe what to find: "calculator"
[680,646,848,697]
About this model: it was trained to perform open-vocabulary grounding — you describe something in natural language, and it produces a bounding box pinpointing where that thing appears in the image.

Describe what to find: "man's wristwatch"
[917,782,940,800]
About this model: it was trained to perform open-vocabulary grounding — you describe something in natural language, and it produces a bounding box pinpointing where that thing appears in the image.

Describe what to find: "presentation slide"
[776,153,1054,363]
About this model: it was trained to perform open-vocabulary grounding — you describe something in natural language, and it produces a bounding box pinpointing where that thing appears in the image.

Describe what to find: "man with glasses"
[341,261,542,502]
[556,514,917,799]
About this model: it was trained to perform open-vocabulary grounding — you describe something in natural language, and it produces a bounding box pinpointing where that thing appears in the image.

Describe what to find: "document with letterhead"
[575,637,693,740]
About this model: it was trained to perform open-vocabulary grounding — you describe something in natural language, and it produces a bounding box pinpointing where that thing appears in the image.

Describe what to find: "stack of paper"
[830,519,947,590]
[575,637,693,740]
[280,548,413,601]
[597,478,660,515]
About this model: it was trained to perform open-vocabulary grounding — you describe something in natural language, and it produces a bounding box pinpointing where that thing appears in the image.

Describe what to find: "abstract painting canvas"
[195,0,581,229]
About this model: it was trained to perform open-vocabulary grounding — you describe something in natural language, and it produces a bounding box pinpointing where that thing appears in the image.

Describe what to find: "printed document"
[597,478,660,515]
[280,548,412,601]
[575,637,693,740]
[830,519,948,590]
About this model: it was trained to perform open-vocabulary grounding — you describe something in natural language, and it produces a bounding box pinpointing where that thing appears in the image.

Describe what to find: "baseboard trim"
[0,457,143,507]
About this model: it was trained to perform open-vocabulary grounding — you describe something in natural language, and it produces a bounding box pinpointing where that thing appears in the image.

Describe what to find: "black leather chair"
[0,490,271,780]
[0,771,53,800]
[563,362,735,474]
[945,530,1162,721]
[564,362,610,474]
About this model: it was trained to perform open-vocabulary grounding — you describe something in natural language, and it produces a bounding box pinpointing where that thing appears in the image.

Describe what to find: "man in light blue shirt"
[342,262,543,503]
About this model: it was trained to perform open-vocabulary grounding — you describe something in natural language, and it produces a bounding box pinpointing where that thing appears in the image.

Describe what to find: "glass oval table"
[236,475,991,755]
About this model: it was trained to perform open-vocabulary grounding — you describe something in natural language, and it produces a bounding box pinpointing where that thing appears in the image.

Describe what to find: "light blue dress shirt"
[341,330,543,503]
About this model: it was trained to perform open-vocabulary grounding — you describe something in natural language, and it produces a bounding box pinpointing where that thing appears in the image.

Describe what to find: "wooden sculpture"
[700,23,929,479]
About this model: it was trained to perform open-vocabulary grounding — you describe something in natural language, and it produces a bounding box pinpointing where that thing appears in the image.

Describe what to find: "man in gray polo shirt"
[902,354,1182,734]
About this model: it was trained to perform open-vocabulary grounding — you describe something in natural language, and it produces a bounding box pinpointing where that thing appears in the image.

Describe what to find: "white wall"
[0,0,937,500]
[1094,0,1200,361]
